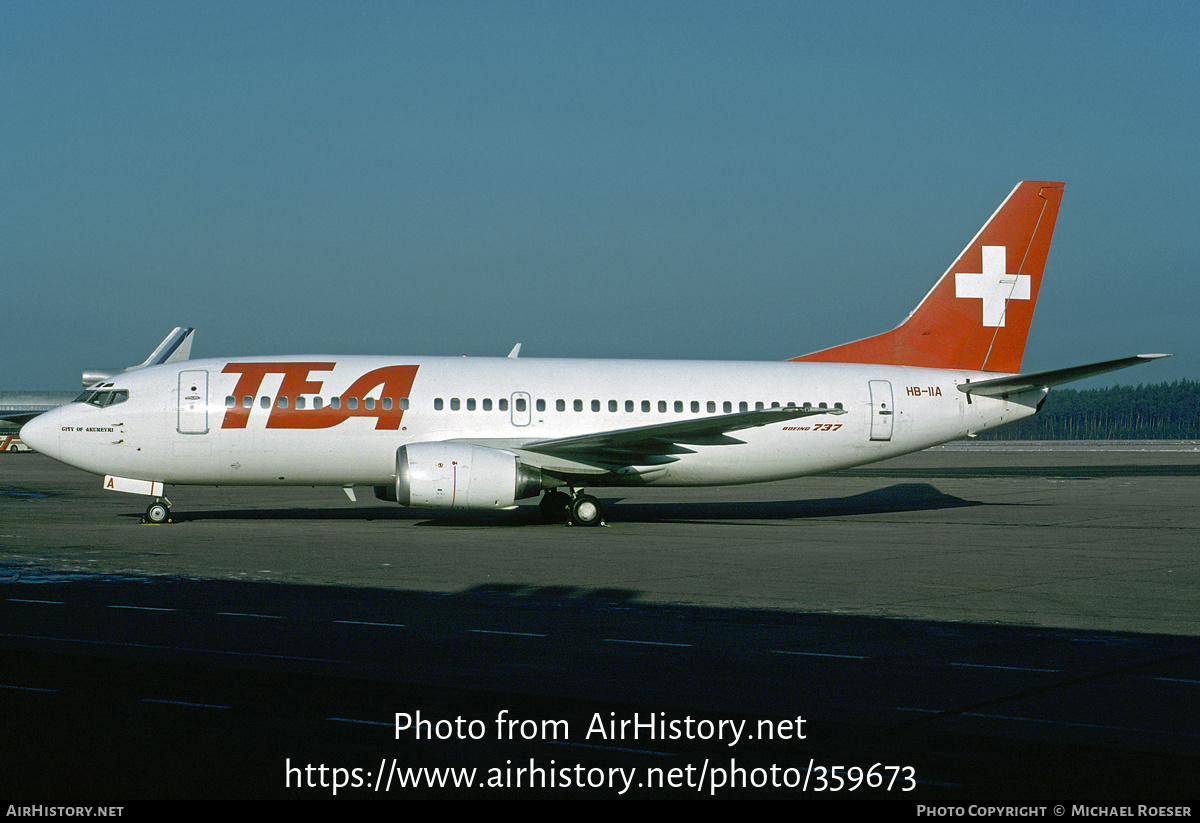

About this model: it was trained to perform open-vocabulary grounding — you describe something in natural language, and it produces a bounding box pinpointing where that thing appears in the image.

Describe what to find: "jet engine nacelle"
[380,442,544,510]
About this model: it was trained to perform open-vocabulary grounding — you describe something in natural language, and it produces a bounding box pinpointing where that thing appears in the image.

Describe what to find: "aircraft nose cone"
[19,408,61,457]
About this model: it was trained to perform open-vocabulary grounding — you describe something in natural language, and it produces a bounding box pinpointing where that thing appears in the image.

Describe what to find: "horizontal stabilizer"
[958,354,1171,398]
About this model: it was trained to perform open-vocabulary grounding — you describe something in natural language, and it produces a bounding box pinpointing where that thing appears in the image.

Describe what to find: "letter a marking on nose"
[954,245,1030,327]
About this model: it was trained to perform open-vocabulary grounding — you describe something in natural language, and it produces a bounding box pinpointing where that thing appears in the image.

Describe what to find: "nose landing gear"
[143,497,172,524]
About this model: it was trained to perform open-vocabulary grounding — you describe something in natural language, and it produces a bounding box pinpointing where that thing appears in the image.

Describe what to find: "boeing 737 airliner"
[21,182,1167,525]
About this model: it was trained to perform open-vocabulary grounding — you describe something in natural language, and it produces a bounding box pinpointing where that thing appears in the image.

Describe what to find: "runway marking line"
[950,662,1059,672]
[468,629,548,637]
[548,739,675,756]
[216,611,286,619]
[963,711,1200,738]
[328,717,391,727]
[0,632,342,663]
[771,650,869,659]
[142,698,230,709]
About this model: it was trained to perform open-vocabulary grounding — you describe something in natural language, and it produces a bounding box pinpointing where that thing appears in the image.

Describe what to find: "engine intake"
[377,442,543,510]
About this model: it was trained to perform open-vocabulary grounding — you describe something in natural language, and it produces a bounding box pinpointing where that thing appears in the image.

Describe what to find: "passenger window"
[434,398,444,410]
[739,402,748,412]
[499,398,508,411]
[314,397,324,409]
[556,399,565,412]
[260,396,270,409]
[296,397,306,410]
[467,398,476,411]
[331,396,341,409]
[348,397,358,410]
[381,398,391,410]
[608,400,617,412]
[691,401,700,413]
[592,400,600,412]
[365,397,375,410]
[641,400,650,413]
[723,401,732,413]
[574,399,583,412]
[707,401,716,413]
[536,399,546,412]
[225,396,235,408]
[278,396,288,409]
[482,398,491,411]
[450,398,460,410]
[515,398,527,412]
[243,396,252,408]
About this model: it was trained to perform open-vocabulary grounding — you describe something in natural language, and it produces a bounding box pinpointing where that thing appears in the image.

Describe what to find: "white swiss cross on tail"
[954,245,1031,327]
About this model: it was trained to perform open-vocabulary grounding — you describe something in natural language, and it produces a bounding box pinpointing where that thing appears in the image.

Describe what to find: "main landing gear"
[143,497,172,524]
[539,488,604,527]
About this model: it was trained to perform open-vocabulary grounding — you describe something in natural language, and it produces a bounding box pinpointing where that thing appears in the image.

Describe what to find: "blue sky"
[4,1,1196,388]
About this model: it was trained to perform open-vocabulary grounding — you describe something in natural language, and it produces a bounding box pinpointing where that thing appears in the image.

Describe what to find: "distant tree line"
[979,379,1200,440]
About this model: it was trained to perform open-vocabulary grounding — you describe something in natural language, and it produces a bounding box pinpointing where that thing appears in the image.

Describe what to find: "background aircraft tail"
[80,327,195,387]
[792,181,1064,373]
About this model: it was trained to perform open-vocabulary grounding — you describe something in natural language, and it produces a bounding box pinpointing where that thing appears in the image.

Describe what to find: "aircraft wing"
[514,406,847,466]
[1,410,50,426]
[0,392,79,426]
[957,354,1171,398]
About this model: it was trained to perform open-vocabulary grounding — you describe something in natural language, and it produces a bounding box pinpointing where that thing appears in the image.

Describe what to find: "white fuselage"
[24,355,1043,488]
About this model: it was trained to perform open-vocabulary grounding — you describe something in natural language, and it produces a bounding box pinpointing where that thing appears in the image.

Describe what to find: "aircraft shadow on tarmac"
[583,482,989,524]
[144,482,991,525]
[3,572,1197,799]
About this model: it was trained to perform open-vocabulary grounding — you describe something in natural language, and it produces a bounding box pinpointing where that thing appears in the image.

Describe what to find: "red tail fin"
[791,181,1064,373]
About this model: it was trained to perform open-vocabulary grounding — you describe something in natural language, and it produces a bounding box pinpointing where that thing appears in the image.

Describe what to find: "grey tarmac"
[1,442,1197,799]
[2,442,1197,635]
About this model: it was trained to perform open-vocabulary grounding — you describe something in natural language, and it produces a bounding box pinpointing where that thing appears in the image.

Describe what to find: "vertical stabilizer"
[792,181,1064,373]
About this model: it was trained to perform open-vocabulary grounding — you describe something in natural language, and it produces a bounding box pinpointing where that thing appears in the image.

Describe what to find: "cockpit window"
[75,389,130,408]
